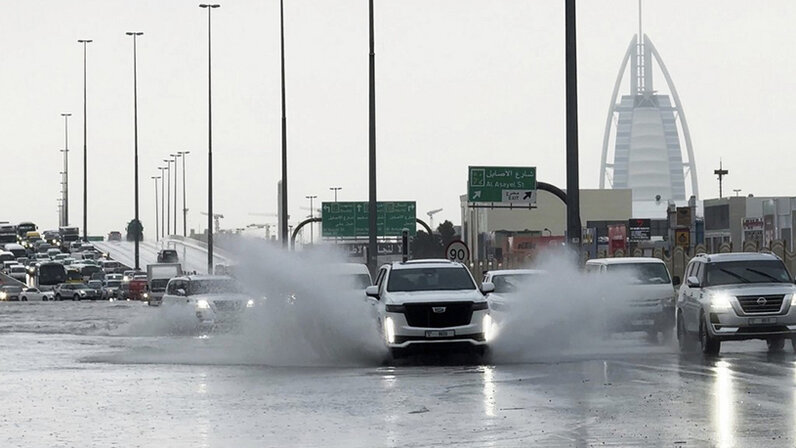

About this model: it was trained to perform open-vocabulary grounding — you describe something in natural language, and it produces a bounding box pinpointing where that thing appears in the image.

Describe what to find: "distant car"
[482,269,547,315]
[2,260,18,273]
[0,285,23,301]
[102,280,122,300]
[47,248,61,259]
[86,280,104,300]
[35,253,50,261]
[69,241,83,252]
[107,231,122,242]
[20,287,54,302]
[157,249,179,263]
[54,283,100,301]
[105,273,123,282]
[8,265,27,282]
[161,275,255,329]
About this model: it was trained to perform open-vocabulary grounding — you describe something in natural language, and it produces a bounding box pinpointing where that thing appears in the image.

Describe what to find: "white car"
[161,275,255,329]
[366,259,494,358]
[482,269,547,316]
[20,287,54,302]
[8,265,28,283]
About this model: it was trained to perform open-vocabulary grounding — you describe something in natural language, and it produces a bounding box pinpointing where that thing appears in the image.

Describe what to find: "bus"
[16,222,37,238]
[59,227,80,250]
[35,262,67,291]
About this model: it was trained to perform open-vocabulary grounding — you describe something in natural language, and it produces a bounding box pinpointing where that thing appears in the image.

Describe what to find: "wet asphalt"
[1,301,794,447]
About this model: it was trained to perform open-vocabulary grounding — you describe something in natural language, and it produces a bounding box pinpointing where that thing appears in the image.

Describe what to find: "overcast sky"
[2,0,794,239]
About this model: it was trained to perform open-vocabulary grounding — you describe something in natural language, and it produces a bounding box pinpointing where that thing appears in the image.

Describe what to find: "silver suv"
[676,252,796,355]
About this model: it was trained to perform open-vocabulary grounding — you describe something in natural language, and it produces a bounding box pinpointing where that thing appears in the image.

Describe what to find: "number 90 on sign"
[445,241,470,263]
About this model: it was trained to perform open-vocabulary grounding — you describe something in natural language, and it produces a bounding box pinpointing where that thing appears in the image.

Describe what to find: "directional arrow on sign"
[523,191,532,200]
[472,191,481,200]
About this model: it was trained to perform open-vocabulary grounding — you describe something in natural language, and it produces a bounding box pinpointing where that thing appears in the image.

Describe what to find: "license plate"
[749,317,776,325]
[632,319,655,326]
[425,330,454,338]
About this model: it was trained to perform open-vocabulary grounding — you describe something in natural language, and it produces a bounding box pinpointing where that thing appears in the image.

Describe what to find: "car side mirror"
[176,288,186,297]
[365,285,380,299]
[672,276,681,286]
[480,282,495,294]
[686,276,700,288]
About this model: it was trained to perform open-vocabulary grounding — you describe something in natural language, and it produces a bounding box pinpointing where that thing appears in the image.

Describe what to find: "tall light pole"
[305,195,317,244]
[178,151,190,236]
[158,166,166,239]
[171,153,178,235]
[152,176,160,241]
[60,113,72,227]
[126,31,143,269]
[279,0,289,247]
[78,39,92,241]
[565,0,581,251]
[367,0,377,272]
[200,3,220,274]
[329,187,342,202]
[163,158,172,236]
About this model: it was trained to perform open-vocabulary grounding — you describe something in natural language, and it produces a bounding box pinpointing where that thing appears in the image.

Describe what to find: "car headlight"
[143,293,149,299]
[246,299,255,308]
[197,299,211,310]
[384,317,396,344]
[78,290,87,296]
[0,292,6,300]
[710,292,734,311]
[483,313,495,342]
[789,293,796,307]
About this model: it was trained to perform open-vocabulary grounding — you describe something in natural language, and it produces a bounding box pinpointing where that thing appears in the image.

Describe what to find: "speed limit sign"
[445,240,470,264]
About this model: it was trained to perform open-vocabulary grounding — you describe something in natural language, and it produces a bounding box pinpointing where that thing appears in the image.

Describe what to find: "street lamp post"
[305,195,317,244]
[565,0,581,250]
[158,166,166,239]
[78,39,92,241]
[200,3,220,274]
[329,187,342,202]
[171,153,178,235]
[367,0,377,272]
[163,158,171,236]
[152,176,160,241]
[60,113,71,227]
[126,31,144,269]
[279,0,288,247]
[178,151,190,236]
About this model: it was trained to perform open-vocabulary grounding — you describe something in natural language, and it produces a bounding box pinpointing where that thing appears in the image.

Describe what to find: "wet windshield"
[606,263,671,284]
[491,274,539,293]
[105,281,121,287]
[387,267,475,292]
[705,260,792,286]
[187,279,244,295]
[344,274,372,290]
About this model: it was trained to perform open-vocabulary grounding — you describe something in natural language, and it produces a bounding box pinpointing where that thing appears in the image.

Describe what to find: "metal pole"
[171,153,178,234]
[179,151,190,236]
[61,113,71,227]
[565,0,581,252]
[152,176,160,241]
[78,39,91,241]
[158,166,166,239]
[126,31,143,269]
[279,0,289,247]
[367,0,377,272]
[164,159,171,236]
[305,195,317,244]
[330,186,341,202]
[199,4,220,274]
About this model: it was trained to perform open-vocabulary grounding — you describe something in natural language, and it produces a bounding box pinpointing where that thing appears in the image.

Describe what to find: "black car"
[0,285,22,301]
[157,249,179,263]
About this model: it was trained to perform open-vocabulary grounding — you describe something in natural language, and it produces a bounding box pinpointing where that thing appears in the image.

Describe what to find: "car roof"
[330,263,370,275]
[586,257,665,265]
[692,252,782,263]
[172,274,234,281]
[388,259,465,270]
[485,269,547,276]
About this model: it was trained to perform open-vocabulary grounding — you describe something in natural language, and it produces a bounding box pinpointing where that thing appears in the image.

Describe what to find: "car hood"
[189,293,252,302]
[704,283,796,297]
[385,289,485,304]
[620,283,677,300]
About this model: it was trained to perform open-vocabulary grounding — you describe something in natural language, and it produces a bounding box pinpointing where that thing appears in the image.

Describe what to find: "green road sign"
[468,166,537,203]
[321,201,416,238]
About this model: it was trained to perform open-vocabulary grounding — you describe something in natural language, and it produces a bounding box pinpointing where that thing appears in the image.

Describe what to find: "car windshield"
[705,260,792,286]
[491,274,539,293]
[387,267,475,292]
[2,286,22,293]
[187,279,244,295]
[106,281,121,287]
[342,274,372,289]
[606,263,671,284]
[88,282,102,288]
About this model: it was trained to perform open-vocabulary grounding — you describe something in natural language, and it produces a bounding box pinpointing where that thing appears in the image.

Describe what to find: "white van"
[585,257,678,342]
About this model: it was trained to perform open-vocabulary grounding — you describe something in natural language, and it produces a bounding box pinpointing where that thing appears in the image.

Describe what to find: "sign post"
[445,240,470,264]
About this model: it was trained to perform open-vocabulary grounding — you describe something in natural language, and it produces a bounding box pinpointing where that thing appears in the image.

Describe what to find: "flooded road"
[2,301,795,447]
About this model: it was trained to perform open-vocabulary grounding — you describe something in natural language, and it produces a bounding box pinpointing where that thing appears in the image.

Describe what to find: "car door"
[682,262,702,333]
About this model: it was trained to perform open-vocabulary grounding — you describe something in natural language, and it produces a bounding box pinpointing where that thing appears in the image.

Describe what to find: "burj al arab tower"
[599,10,699,213]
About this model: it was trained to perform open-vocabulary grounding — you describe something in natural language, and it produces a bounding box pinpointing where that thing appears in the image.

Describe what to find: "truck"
[146,263,183,305]
[59,226,80,251]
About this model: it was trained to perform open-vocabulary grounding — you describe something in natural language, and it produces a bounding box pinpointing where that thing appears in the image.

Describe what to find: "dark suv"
[676,252,796,355]
[157,249,179,263]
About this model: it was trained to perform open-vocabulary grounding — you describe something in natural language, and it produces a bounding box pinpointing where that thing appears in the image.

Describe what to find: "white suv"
[677,252,796,355]
[161,275,255,329]
[366,260,494,358]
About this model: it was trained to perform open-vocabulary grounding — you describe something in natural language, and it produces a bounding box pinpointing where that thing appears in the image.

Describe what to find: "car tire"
[677,314,695,353]
[73,295,79,302]
[21,297,27,302]
[699,314,720,356]
[55,294,61,301]
[767,337,785,352]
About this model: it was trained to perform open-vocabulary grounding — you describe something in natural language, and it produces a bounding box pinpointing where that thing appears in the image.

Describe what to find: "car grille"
[403,302,474,328]
[213,300,242,312]
[737,295,784,314]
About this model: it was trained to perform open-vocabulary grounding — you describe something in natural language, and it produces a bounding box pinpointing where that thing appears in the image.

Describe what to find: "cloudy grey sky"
[2,0,794,238]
